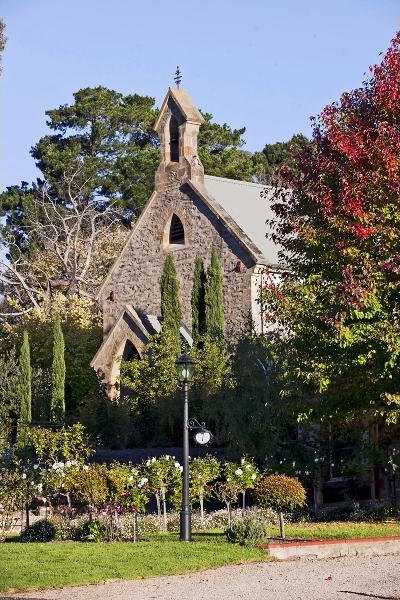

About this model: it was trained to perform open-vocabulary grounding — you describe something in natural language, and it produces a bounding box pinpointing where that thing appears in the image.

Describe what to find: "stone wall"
[100,165,256,341]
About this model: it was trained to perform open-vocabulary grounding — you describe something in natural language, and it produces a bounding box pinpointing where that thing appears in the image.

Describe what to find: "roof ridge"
[204,174,265,190]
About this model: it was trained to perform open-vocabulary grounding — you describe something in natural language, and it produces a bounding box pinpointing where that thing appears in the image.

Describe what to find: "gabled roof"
[154,87,205,131]
[203,175,280,267]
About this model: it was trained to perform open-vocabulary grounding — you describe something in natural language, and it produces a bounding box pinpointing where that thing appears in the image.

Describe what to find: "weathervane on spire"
[174,66,182,88]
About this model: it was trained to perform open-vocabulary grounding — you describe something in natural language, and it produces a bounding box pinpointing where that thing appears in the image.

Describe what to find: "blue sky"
[1,0,399,189]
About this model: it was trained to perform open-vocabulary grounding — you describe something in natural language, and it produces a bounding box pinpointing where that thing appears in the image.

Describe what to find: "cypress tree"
[51,317,66,424]
[18,331,32,425]
[191,257,206,342]
[205,249,225,339]
[160,254,182,339]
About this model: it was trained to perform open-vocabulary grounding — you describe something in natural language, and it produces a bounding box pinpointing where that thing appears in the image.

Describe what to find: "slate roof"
[203,175,280,267]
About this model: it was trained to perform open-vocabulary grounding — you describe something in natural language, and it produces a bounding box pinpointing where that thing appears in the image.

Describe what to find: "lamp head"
[176,352,194,383]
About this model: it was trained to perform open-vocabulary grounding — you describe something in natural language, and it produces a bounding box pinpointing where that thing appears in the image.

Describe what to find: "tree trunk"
[242,491,246,516]
[226,502,231,527]
[279,512,285,540]
[25,503,30,529]
[133,512,138,543]
[200,494,204,525]
[161,490,167,531]
[156,493,162,528]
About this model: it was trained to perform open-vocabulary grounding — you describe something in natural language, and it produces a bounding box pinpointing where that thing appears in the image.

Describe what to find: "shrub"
[48,513,77,541]
[255,474,306,539]
[74,519,108,542]
[20,519,56,542]
[225,516,267,547]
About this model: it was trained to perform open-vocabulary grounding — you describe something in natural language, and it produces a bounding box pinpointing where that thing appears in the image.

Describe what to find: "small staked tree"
[205,249,224,339]
[18,331,32,426]
[190,456,220,523]
[160,254,182,341]
[255,474,306,539]
[191,257,206,342]
[51,317,66,424]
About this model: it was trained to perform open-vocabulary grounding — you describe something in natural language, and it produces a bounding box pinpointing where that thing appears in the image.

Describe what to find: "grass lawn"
[0,533,265,593]
[268,521,400,540]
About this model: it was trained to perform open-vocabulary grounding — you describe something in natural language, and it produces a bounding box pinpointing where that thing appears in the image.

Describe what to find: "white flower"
[227,477,230,482]
[251,473,257,480]
[83,465,89,471]
[128,476,134,482]
[174,462,181,469]
[165,455,170,459]
[138,477,148,488]
[42,497,47,503]
[22,473,27,479]
[66,461,72,468]
[151,457,156,463]
[241,458,245,465]
[146,459,150,466]
[235,468,243,476]
[292,461,296,467]
[37,483,43,493]
[245,464,251,470]
[33,464,39,470]
[179,466,183,472]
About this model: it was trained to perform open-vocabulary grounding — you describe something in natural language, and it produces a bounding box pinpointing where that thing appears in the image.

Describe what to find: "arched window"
[122,340,140,362]
[169,115,180,162]
[169,214,185,245]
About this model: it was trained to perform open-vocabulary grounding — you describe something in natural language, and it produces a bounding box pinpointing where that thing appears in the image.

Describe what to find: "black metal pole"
[180,380,191,541]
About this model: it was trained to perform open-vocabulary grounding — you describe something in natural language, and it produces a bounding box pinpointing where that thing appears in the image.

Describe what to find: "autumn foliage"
[266,32,400,421]
[255,475,306,513]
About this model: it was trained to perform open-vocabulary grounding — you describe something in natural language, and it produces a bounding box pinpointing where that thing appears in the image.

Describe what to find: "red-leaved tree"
[265,32,400,425]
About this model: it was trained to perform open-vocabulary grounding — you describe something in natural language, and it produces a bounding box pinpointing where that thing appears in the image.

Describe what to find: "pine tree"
[191,257,206,342]
[205,249,224,339]
[51,317,66,424]
[160,254,182,340]
[18,331,32,425]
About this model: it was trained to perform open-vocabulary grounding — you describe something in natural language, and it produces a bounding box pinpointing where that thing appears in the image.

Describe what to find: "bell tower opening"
[169,115,180,162]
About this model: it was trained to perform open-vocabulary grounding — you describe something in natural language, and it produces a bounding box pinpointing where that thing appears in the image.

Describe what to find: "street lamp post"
[176,352,194,542]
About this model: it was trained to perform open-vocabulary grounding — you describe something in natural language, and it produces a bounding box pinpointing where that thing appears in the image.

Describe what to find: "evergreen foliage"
[51,317,66,424]
[191,257,206,342]
[160,255,181,341]
[205,249,224,339]
[18,331,32,425]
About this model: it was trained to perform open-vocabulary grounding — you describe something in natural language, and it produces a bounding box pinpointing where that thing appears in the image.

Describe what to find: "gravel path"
[5,554,400,600]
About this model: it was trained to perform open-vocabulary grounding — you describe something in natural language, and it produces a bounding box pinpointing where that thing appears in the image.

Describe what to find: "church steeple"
[154,86,205,187]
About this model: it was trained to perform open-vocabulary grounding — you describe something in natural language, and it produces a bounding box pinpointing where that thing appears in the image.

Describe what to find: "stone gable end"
[101,170,257,339]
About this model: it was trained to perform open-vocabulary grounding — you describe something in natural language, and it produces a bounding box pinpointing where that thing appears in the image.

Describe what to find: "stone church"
[91,86,281,398]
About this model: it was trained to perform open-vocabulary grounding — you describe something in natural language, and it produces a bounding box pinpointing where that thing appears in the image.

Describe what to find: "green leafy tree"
[18,331,32,426]
[143,455,182,530]
[191,257,206,342]
[261,134,309,182]
[0,348,20,448]
[190,456,220,523]
[160,254,182,341]
[51,317,66,423]
[214,480,241,525]
[121,333,180,445]
[205,249,224,339]
[225,458,259,514]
